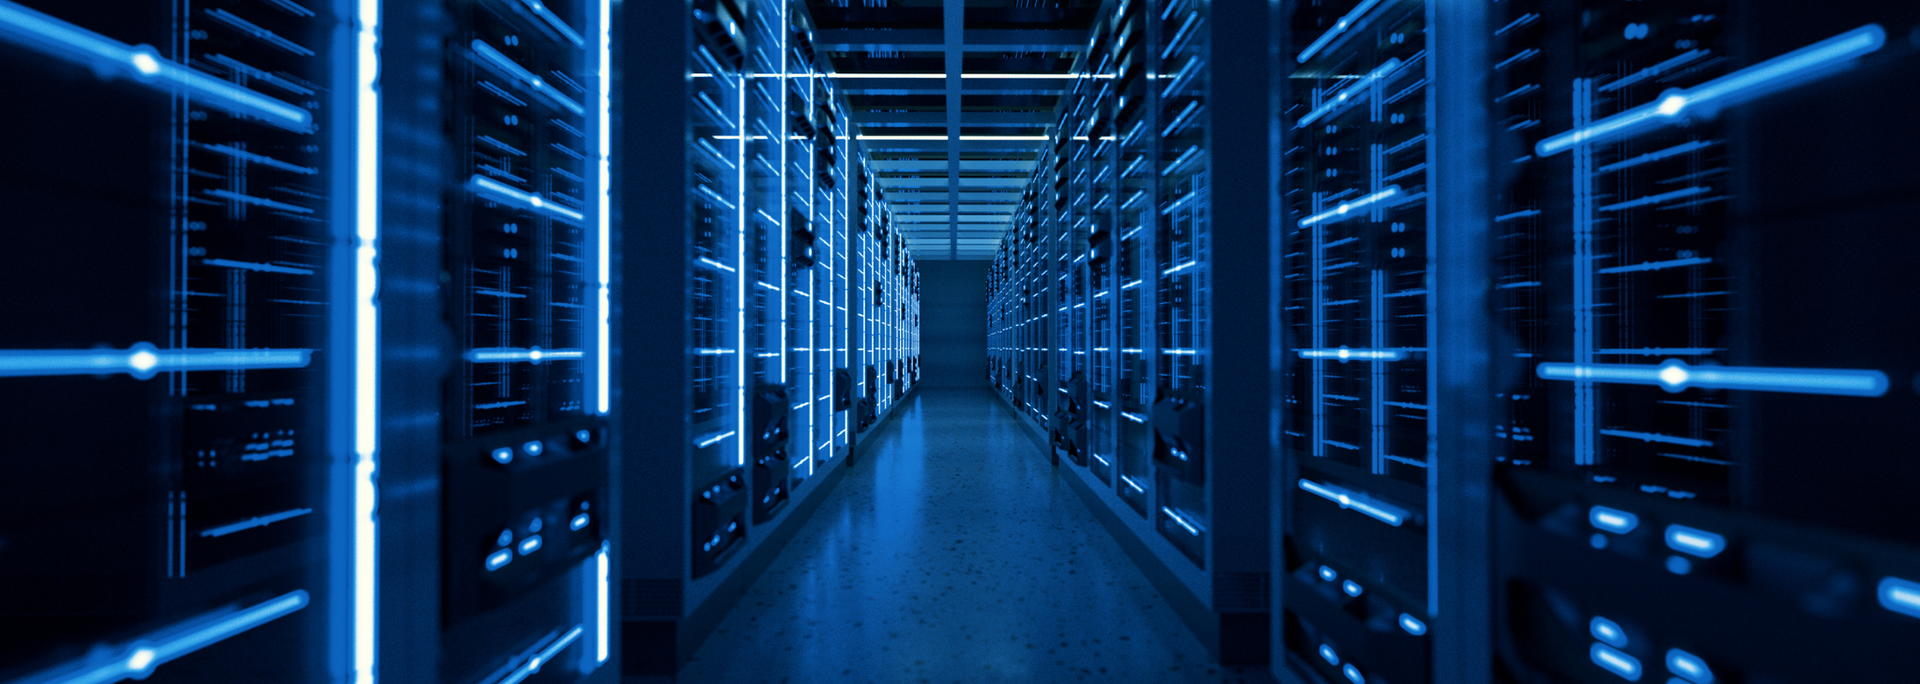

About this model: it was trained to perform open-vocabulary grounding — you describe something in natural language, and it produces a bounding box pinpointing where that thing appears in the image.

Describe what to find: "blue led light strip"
[11,591,309,684]
[470,39,587,115]
[0,344,310,379]
[1299,186,1403,227]
[0,1,312,130]
[1297,58,1402,128]
[490,626,584,684]
[594,0,611,415]
[1160,507,1204,536]
[519,0,585,47]
[470,175,587,222]
[1537,24,1885,157]
[465,347,587,363]
[352,3,381,682]
[1536,359,1888,397]
[1298,478,1409,526]
[1295,0,1389,63]
[1296,347,1406,362]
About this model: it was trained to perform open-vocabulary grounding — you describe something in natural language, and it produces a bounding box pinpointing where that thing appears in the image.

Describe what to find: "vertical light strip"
[594,0,611,414]
[351,1,380,682]
[594,542,609,663]
[736,71,748,468]
[778,5,789,387]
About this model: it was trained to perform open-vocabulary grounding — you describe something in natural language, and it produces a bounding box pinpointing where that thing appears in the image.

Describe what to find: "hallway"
[676,389,1264,684]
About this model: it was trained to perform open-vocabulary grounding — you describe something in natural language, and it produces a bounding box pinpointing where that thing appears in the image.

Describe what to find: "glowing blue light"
[1538,25,1885,156]
[466,347,587,364]
[1589,506,1639,534]
[1297,58,1404,127]
[1299,186,1404,228]
[1343,580,1363,597]
[1877,577,1920,619]
[1343,663,1364,684]
[571,513,590,531]
[1665,525,1726,558]
[496,626,584,684]
[471,39,586,115]
[1161,507,1203,536]
[1666,649,1713,684]
[519,0,584,46]
[695,430,736,449]
[1297,347,1407,362]
[0,344,311,379]
[487,549,513,571]
[519,535,544,556]
[1537,360,1888,397]
[0,1,312,130]
[1295,0,1388,63]
[1667,556,1693,575]
[1399,614,1426,635]
[471,175,588,222]
[1320,644,1340,665]
[523,441,544,457]
[199,507,315,538]
[1298,479,1408,527]
[1592,643,1643,681]
[594,0,612,416]
[491,448,514,464]
[575,429,592,443]
[1590,617,1628,648]
[1319,566,1338,581]
[14,591,309,684]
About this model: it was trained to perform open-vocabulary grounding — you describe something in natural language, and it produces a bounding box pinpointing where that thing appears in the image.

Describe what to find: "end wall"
[918,260,989,388]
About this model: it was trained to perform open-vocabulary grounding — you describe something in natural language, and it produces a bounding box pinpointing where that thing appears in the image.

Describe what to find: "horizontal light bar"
[1297,347,1406,362]
[1590,643,1643,681]
[470,39,586,116]
[694,430,736,449]
[0,1,312,131]
[1537,24,1885,157]
[1588,506,1639,534]
[1299,186,1404,227]
[0,344,311,379]
[465,347,586,363]
[828,72,1084,79]
[854,135,1050,141]
[1879,577,1920,620]
[1296,0,1389,63]
[496,626,585,684]
[1590,616,1628,648]
[1160,507,1203,536]
[471,175,587,222]
[1299,478,1409,526]
[1298,57,1403,128]
[1664,524,1726,558]
[1536,359,1887,397]
[200,507,314,538]
[17,590,309,684]
[518,0,584,47]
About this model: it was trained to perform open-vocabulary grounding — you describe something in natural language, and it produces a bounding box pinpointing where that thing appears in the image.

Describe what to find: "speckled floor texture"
[670,387,1271,684]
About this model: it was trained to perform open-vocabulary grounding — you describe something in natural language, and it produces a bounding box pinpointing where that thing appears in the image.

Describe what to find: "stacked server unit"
[433,0,613,682]
[985,0,1274,663]
[616,0,919,675]
[1273,0,1920,683]
[1487,2,1920,683]
[0,1,366,682]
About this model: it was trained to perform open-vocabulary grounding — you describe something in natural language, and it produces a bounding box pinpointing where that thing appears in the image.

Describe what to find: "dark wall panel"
[920,261,990,388]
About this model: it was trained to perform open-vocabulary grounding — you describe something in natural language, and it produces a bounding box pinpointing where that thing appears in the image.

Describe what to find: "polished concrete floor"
[674,387,1268,684]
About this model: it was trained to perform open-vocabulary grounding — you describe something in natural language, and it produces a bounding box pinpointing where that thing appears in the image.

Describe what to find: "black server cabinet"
[615,0,919,676]
[0,1,364,682]
[1489,2,1920,683]
[986,0,1275,664]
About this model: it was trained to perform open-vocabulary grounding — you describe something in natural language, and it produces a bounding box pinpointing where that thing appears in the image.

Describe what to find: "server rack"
[1487,2,1920,683]
[615,0,919,675]
[1273,1,1920,683]
[985,0,1275,664]
[0,1,370,682]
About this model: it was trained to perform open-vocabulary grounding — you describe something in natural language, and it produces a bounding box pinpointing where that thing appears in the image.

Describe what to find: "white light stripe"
[1298,479,1409,526]
[1537,359,1888,397]
[0,1,311,130]
[1296,347,1407,362]
[0,345,311,379]
[519,0,585,47]
[470,174,587,222]
[16,591,309,684]
[595,0,611,415]
[465,347,587,363]
[470,39,586,115]
[1295,0,1389,63]
[352,3,379,682]
[1537,25,1885,156]
[1299,186,1403,227]
[494,626,585,684]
